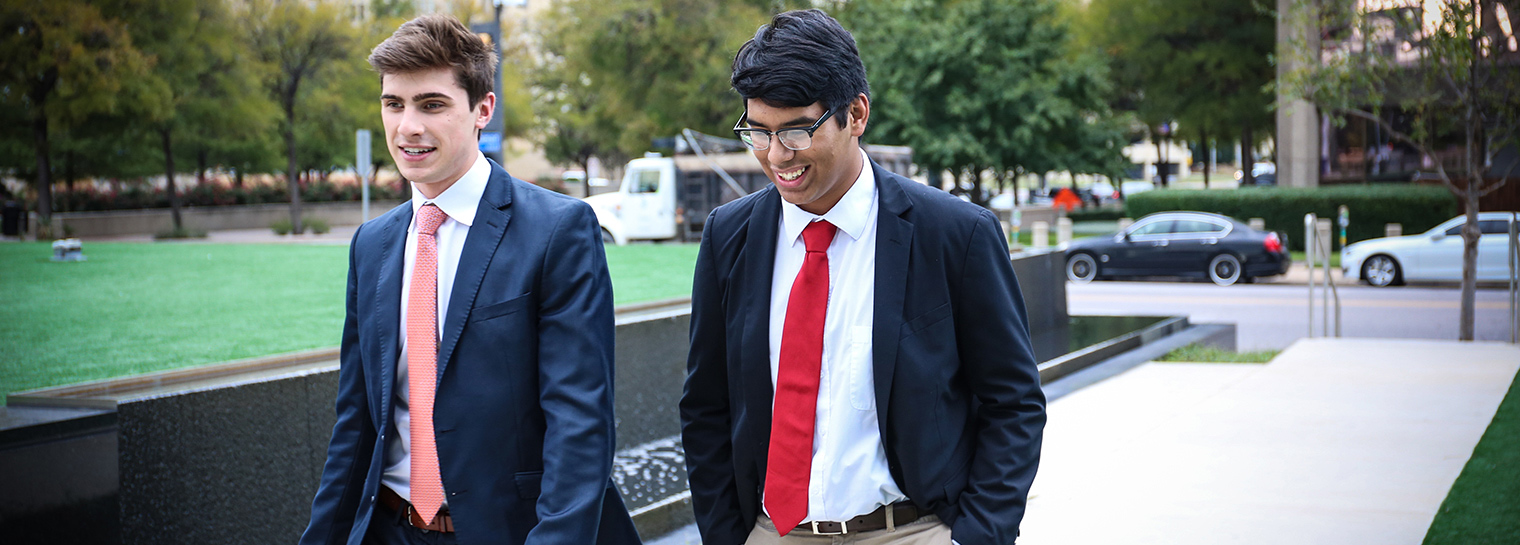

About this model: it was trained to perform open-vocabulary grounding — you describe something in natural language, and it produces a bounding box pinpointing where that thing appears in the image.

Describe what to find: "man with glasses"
[681,9,1046,545]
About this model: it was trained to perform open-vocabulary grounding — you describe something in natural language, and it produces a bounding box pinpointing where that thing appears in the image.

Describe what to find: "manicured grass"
[1290,250,1340,268]
[0,241,700,402]
[1156,343,1279,364]
[1423,368,1520,545]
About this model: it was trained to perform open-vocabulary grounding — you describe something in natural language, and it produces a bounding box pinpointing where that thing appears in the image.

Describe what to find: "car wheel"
[601,229,615,245]
[1208,254,1242,286]
[1361,254,1402,287]
[1066,253,1098,283]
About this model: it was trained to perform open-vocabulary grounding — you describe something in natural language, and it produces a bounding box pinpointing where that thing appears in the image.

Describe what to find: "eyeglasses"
[732,107,837,151]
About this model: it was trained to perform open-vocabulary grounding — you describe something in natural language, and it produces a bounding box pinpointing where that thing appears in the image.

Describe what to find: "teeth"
[777,167,805,181]
[402,147,434,155]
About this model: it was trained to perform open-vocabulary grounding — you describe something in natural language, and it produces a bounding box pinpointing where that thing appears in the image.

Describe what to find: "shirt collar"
[780,147,876,245]
[410,151,490,229]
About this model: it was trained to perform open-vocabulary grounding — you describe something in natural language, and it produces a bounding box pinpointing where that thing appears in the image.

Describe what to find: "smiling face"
[743,95,869,215]
[381,67,494,199]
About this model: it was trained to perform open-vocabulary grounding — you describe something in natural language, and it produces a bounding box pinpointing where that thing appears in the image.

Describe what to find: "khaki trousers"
[745,513,953,545]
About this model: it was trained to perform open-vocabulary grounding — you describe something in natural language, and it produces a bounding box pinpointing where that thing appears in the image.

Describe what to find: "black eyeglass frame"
[732,107,838,151]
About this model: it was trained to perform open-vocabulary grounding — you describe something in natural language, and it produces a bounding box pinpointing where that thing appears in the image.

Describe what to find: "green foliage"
[270,218,295,235]
[306,217,331,234]
[1068,207,1126,222]
[154,227,208,239]
[840,0,1128,203]
[1079,0,1275,144]
[1158,344,1278,364]
[534,0,768,166]
[1125,185,1458,251]
[1422,369,1520,544]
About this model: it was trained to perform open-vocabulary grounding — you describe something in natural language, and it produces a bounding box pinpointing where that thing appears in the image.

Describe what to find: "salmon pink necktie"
[408,203,448,524]
[765,219,837,535]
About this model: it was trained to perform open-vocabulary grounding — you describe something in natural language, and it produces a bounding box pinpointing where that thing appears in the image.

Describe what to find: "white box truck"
[585,142,913,245]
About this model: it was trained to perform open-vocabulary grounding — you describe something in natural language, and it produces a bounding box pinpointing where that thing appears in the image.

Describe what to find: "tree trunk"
[971,168,985,207]
[235,168,244,189]
[1457,0,1481,341]
[32,114,53,237]
[63,150,75,213]
[286,105,303,234]
[161,128,183,231]
[197,149,208,186]
[1154,135,1164,187]
[1241,126,1256,186]
[1201,131,1211,188]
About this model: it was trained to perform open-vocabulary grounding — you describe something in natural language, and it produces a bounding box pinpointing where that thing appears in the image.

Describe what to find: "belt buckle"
[810,520,847,535]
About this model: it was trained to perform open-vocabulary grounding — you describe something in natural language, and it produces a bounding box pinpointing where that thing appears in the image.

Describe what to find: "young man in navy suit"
[680,9,1046,545]
[301,15,640,545]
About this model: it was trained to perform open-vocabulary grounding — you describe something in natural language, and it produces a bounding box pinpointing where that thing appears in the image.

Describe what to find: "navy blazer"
[301,161,641,545]
[680,162,1046,545]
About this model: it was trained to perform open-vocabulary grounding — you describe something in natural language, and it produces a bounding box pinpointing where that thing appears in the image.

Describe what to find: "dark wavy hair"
[731,9,870,128]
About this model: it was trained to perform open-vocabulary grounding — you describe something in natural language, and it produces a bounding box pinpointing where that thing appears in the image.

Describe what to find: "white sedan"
[1342,212,1519,287]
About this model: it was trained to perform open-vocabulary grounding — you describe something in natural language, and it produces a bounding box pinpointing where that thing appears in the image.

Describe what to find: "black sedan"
[1064,211,1292,286]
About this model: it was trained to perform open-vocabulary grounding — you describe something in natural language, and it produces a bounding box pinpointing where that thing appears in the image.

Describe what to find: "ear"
[848,93,870,138]
[474,92,497,130]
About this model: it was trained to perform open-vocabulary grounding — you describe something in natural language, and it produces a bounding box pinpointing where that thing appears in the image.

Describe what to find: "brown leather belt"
[793,502,923,535]
[379,486,455,533]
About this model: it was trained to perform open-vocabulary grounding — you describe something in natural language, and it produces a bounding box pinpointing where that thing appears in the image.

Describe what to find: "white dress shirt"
[381,151,492,506]
[766,148,907,523]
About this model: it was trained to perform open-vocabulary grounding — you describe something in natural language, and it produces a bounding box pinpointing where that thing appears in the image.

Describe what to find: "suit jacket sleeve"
[679,212,750,545]
[301,223,378,545]
[525,202,620,544]
[949,210,1047,544]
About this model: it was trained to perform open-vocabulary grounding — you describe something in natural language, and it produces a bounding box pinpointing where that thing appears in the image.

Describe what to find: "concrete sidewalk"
[1019,338,1520,545]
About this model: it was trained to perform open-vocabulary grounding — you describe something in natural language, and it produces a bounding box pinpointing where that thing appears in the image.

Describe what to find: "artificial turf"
[0,241,699,402]
[1422,367,1520,544]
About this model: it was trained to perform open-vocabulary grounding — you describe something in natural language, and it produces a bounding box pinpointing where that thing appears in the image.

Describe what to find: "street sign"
[357,129,372,221]
[479,131,503,153]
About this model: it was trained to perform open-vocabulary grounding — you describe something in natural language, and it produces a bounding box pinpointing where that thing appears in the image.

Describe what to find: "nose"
[766,140,795,165]
[396,108,425,139]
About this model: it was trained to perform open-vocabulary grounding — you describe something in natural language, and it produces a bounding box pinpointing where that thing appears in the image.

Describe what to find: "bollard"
[1117,217,1133,231]
[1056,217,1073,246]
[1249,218,1265,231]
[1033,221,1050,249]
[1385,223,1402,238]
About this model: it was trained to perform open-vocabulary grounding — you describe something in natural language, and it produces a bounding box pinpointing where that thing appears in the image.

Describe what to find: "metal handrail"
[1510,211,1518,344]
[1305,213,1342,338]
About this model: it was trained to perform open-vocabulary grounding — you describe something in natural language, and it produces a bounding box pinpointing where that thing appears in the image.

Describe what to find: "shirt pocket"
[847,326,876,411]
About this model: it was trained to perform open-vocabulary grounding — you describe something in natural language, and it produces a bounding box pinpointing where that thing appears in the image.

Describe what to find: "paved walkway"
[650,338,1520,545]
[1019,338,1519,545]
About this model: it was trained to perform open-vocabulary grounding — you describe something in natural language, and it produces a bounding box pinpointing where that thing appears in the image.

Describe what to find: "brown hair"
[368,14,497,107]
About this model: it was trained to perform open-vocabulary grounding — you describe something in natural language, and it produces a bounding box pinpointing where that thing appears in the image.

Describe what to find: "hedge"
[1125,184,1457,252]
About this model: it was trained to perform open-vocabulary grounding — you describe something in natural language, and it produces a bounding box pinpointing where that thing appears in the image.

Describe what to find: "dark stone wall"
[116,370,335,545]
[1012,250,1072,362]
[611,313,690,450]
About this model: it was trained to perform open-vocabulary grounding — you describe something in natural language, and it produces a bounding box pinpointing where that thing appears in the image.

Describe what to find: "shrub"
[154,227,207,240]
[1125,184,1457,251]
[271,218,295,235]
[306,217,331,235]
[1068,207,1126,222]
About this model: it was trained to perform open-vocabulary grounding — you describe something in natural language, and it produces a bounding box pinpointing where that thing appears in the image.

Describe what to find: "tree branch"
[1337,107,1455,191]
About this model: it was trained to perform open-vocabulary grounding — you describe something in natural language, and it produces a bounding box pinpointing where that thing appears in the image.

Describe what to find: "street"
[1067,280,1517,351]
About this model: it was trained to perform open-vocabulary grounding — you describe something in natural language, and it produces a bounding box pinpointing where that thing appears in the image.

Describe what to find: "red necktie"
[765,220,837,535]
[408,203,448,524]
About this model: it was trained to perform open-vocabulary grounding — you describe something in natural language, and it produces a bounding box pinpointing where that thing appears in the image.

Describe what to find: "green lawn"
[1423,367,1520,544]
[1156,343,1279,364]
[0,241,699,402]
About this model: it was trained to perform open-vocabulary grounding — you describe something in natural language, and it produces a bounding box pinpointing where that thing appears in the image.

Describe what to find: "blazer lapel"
[872,164,914,438]
[436,161,513,381]
[740,187,781,466]
[374,209,411,420]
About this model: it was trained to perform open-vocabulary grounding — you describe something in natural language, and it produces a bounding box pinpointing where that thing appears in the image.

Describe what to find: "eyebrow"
[379,92,454,102]
[745,114,820,130]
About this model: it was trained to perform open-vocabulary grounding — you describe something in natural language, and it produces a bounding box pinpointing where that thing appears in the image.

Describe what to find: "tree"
[1281,0,1519,340]
[1077,0,1276,186]
[841,0,1128,206]
[0,0,157,235]
[130,0,271,232]
[535,0,767,171]
[245,0,357,234]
